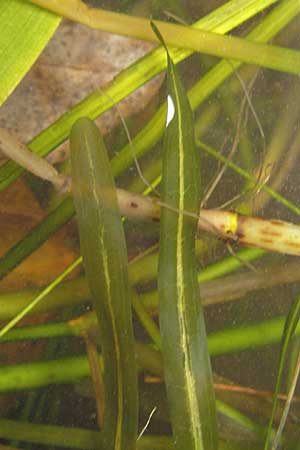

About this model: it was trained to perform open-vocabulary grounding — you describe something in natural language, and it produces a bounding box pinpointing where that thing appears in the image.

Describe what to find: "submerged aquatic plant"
[1,1,300,449]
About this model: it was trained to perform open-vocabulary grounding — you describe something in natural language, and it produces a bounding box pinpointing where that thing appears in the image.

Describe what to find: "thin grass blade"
[30,1,300,75]
[264,296,300,450]
[0,0,284,191]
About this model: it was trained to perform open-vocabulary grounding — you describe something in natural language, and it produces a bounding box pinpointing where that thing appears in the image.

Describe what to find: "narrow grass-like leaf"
[70,118,138,450]
[0,0,284,191]
[263,296,300,450]
[154,24,218,450]
[0,0,60,105]
[0,257,81,338]
[31,0,300,74]
[0,418,175,450]
[271,349,300,450]
[0,197,74,281]
[3,312,300,361]
[112,0,300,195]
[196,139,300,216]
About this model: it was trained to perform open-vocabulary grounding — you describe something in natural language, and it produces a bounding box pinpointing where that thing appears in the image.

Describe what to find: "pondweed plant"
[1,1,300,449]
[71,118,139,449]
[154,24,218,449]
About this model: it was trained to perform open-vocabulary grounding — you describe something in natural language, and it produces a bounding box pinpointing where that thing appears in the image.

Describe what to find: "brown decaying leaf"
[0,19,163,161]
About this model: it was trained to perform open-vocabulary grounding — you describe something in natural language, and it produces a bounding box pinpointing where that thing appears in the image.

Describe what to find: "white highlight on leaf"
[166,94,175,127]
[137,406,157,440]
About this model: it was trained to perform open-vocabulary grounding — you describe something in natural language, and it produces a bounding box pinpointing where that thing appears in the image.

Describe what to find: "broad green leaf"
[70,118,138,450]
[155,25,218,450]
[0,0,60,106]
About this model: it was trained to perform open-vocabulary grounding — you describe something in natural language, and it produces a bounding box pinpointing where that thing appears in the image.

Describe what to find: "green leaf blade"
[0,0,60,106]
[264,296,300,450]
[70,118,138,450]
[156,27,218,450]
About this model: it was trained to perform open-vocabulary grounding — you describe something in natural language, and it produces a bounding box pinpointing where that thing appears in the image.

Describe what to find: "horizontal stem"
[30,0,300,74]
[0,339,163,392]
[4,253,300,322]
[116,188,300,255]
[0,128,65,189]
[1,312,299,360]
[0,418,172,449]
[0,419,100,450]
[2,0,280,192]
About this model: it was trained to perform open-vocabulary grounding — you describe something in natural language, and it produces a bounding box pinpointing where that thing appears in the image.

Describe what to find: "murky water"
[1,1,300,449]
